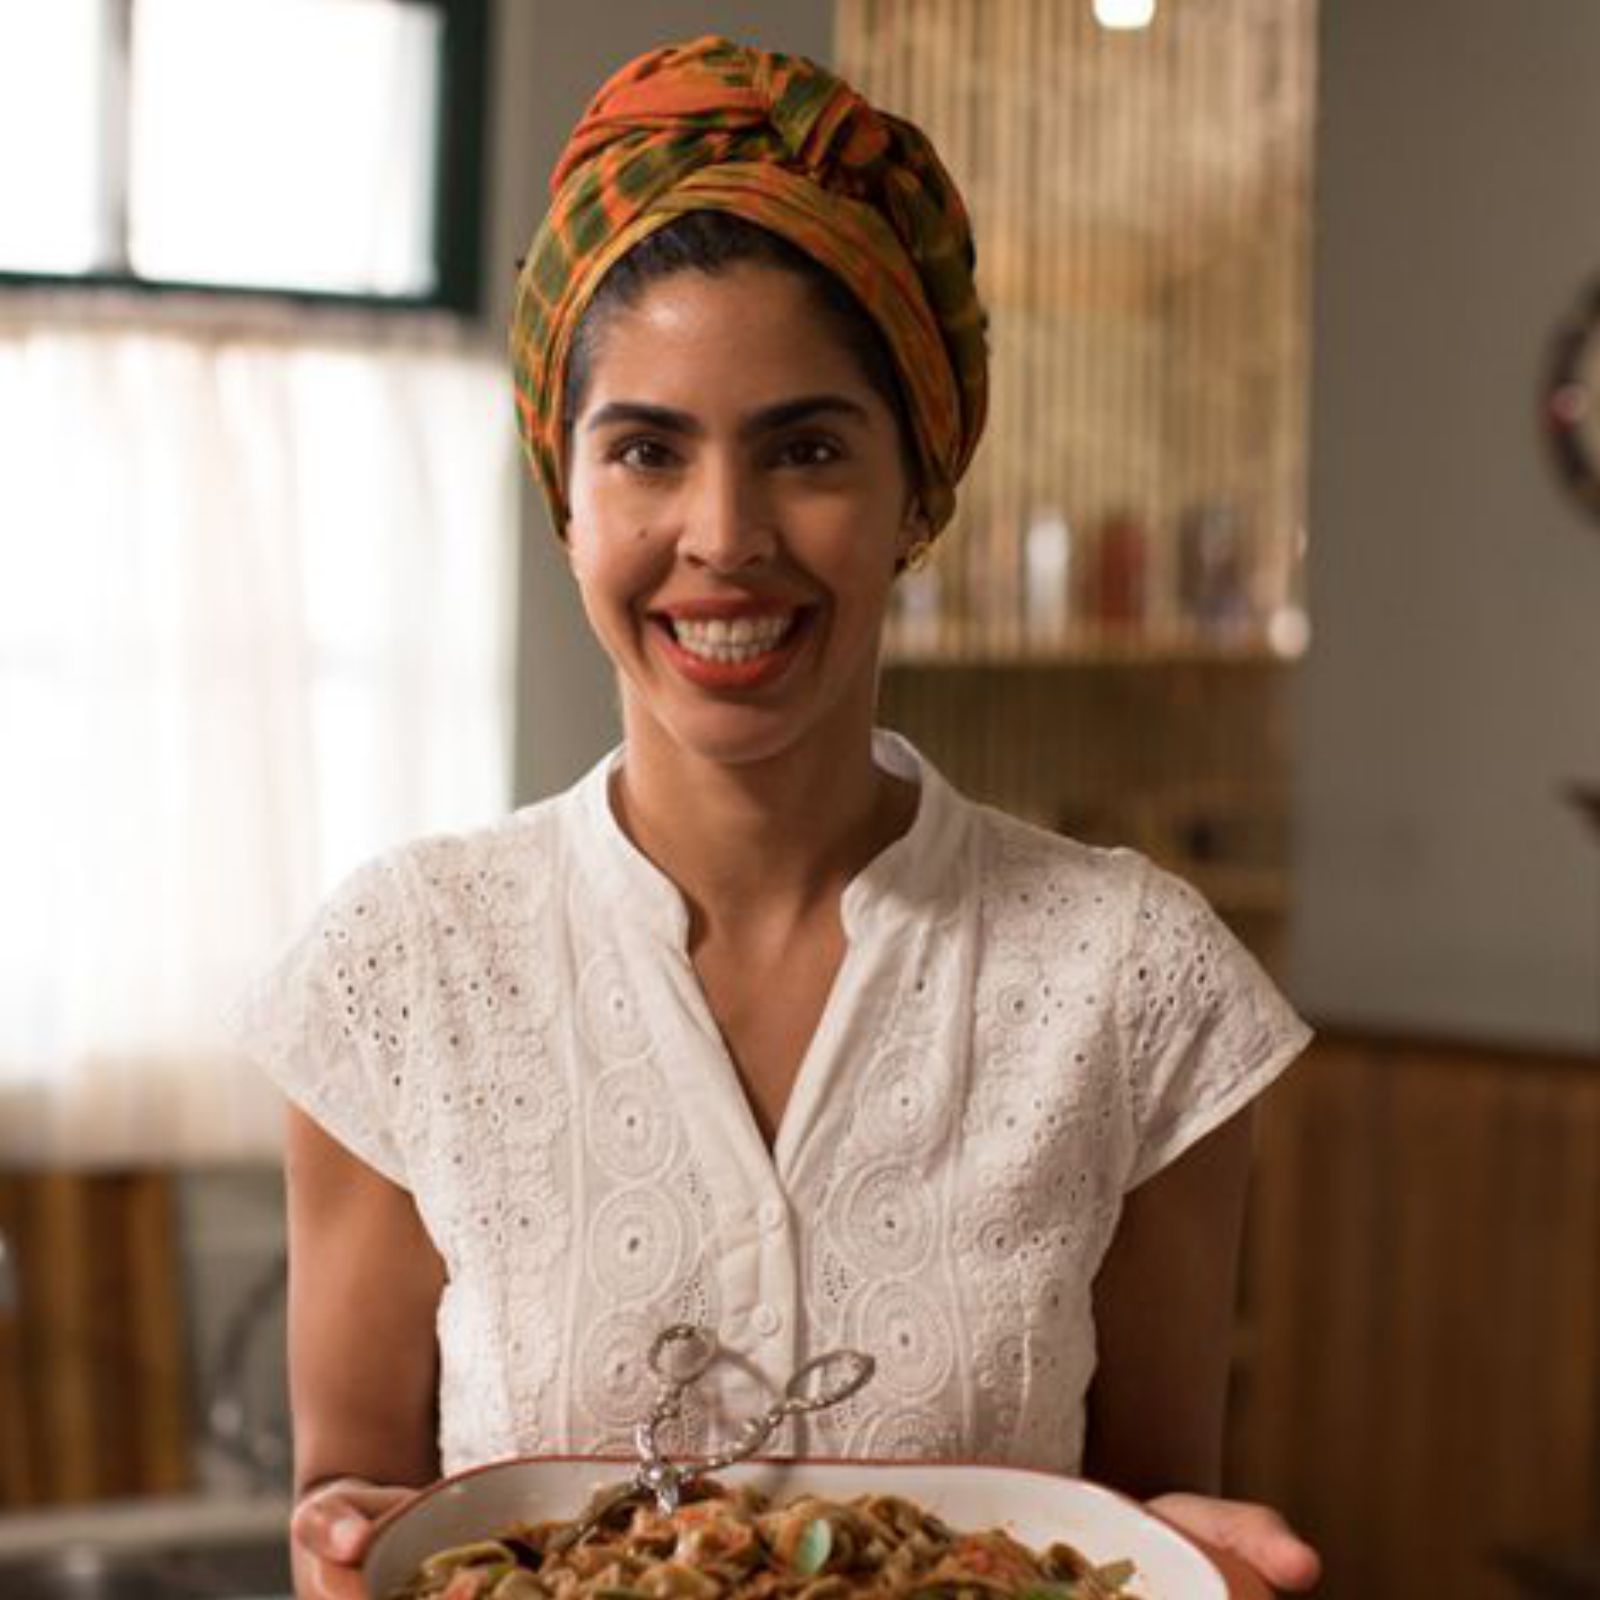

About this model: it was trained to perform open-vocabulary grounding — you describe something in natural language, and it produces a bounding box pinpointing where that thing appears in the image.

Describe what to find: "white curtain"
[0,302,518,1167]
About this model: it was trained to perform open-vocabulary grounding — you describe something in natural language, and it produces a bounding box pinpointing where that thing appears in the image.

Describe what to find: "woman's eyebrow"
[582,393,871,437]
[742,395,870,436]
[584,401,701,435]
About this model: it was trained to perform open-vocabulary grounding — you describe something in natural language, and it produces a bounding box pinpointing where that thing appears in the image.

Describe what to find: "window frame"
[0,0,490,315]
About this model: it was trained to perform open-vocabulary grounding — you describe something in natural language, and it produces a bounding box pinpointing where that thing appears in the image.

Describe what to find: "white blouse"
[234,733,1310,1477]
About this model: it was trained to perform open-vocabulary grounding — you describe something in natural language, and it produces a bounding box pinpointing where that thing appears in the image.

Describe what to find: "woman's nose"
[678,460,777,572]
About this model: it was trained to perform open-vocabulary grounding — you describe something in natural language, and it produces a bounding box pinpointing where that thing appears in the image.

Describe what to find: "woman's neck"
[609,724,917,944]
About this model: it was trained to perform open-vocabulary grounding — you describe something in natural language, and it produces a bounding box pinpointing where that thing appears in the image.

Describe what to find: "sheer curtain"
[0,302,518,1166]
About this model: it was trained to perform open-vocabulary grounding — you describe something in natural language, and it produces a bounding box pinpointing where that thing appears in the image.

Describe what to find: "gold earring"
[903,537,933,573]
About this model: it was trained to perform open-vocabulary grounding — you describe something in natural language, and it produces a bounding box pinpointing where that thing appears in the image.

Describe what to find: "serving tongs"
[552,1322,875,1551]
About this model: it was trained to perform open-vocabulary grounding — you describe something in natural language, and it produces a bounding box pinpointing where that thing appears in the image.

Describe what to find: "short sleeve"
[1119,858,1312,1189]
[227,851,417,1187]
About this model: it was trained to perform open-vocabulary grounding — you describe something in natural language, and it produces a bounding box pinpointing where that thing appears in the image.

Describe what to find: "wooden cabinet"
[1227,1032,1600,1599]
[0,1173,191,1506]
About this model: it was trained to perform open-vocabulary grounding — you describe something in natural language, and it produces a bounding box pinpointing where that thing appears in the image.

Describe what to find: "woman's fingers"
[1148,1492,1323,1593]
[292,1477,417,1566]
[295,1556,367,1600]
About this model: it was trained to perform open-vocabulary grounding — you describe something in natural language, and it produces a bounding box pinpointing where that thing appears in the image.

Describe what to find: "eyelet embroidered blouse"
[234,732,1310,1477]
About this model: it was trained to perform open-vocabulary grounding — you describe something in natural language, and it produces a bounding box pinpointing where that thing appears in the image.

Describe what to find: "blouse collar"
[571,730,967,951]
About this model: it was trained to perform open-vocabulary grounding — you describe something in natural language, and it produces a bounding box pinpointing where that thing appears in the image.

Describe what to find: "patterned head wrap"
[510,35,988,535]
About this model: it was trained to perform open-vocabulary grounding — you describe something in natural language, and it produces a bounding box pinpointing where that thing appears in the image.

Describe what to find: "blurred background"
[0,1,1596,1597]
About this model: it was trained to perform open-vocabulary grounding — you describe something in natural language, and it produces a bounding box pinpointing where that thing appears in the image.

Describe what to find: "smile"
[649,605,814,690]
[668,613,797,663]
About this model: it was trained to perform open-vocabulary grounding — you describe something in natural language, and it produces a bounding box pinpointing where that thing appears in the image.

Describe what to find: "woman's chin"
[640,705,823,770]
[615,630,881,771]
[622,679,873,774]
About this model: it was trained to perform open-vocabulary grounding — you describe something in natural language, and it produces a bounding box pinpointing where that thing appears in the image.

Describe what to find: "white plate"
[363,1456,1245,1599]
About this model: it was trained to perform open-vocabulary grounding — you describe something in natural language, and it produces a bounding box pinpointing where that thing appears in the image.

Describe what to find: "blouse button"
[757,1200,786,1233]
[750,1303,782,1337]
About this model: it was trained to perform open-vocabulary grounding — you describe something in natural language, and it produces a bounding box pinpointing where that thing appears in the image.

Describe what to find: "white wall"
[1292,0,1600,1050]
[486,1,836,803]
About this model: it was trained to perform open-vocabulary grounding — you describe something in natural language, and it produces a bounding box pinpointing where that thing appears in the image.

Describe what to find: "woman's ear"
[895,502,934,573]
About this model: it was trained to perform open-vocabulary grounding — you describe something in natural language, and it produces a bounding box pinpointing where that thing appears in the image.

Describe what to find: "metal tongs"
[552,1323,875,1551]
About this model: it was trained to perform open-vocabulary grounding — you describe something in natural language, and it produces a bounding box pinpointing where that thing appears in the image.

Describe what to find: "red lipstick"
[651,607,813,691]
[652,597,802,622]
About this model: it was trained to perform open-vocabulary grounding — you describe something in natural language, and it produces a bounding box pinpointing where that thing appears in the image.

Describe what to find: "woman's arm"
[1084,1105,1320,1591]
[1083,1103,1254,1493]
[284,1104,446,1597]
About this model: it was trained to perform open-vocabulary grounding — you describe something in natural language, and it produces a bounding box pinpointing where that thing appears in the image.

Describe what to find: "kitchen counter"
[0,1492,293,1599]
[0,1491,291,1559]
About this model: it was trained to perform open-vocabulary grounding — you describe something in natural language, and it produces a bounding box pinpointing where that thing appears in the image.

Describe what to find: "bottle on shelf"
[1177,499,1251,639]
[1024,506,1073,643]
[1085,508,1148,626]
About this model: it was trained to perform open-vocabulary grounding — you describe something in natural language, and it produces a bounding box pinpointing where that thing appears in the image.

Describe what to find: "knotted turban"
[510,35,988,535]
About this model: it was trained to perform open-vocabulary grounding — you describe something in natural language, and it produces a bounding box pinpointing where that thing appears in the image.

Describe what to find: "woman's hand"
[290,1477,417,1600]
[1148,1493,1321,1594]
[282,1108,445,1598]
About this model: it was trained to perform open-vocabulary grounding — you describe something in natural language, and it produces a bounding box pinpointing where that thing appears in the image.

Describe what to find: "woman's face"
[564,261,926,771]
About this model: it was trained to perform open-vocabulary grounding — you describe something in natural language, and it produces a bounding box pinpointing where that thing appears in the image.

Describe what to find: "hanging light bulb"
[1093,0,1157,29]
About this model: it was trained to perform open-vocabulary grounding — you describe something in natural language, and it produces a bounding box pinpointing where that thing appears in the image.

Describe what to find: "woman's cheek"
[566,514,667,628]
[562,524,602,584]
[586,484,676,558]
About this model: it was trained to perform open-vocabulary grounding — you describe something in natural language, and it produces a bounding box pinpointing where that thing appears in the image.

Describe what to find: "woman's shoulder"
[318,789,580,934]
[403,791,572,878]
[965,798,1150,900]
[960,798,1230,956]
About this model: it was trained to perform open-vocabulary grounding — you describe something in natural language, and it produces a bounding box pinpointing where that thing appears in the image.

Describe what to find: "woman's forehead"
[580,264,880,415]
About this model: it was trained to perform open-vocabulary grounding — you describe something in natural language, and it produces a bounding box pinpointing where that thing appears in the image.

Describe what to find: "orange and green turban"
[510,35,988,536]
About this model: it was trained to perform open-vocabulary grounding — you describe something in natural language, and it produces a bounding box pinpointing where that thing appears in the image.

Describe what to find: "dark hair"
[562,210,917,480]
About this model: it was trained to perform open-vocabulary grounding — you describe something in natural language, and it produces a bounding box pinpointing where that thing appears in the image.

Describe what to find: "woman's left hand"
[1147,1493,1322,1594]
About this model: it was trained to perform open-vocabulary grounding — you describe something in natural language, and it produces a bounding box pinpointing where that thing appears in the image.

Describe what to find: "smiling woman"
[230,35,1319,1600]
[565,258,920,769]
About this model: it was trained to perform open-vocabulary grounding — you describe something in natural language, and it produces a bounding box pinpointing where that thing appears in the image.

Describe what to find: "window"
[0,0,511,1164]
[0,0,488,310]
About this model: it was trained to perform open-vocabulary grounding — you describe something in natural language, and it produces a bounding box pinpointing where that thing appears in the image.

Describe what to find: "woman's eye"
[611,437,679,472]
[773,435,844,469]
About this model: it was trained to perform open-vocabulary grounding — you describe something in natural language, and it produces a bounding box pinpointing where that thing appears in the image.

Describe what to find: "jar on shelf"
[1177,499,1251,637]
[1024,506,1073,641]
[1086,509,1147,626]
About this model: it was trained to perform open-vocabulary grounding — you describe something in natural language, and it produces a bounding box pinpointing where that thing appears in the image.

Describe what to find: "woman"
[238,37,1320,1600]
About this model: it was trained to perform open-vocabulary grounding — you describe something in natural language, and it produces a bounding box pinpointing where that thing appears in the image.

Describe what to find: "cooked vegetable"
[793,1520,834,1577]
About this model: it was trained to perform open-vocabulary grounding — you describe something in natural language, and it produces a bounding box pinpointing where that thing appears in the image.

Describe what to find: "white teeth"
[671,613,795,662]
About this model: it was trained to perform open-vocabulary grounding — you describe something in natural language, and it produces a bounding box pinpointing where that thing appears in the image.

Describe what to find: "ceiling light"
[1093,0,1157,30]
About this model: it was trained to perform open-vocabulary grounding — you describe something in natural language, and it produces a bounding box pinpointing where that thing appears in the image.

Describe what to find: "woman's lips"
[650,607,813,690]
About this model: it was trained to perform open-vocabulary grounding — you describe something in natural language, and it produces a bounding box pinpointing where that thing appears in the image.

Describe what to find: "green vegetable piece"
[1018,1585,1079,1600]
[491,1575,548,1600]
[794,1518,835,1576]
[421,1542,515,1577]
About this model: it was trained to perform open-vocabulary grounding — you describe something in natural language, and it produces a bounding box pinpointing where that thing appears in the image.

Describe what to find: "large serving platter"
[364,1456,1257,1599]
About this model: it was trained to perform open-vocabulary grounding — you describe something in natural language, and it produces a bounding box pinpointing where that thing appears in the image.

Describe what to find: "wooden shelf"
[883,619,1306,667]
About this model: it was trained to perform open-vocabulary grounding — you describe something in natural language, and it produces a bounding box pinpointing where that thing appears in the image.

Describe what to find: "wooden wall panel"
[880,660,1295,977]
[1229,1035,1600,1598]
[0,1172,193,1507]
[839,0,1316,660]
